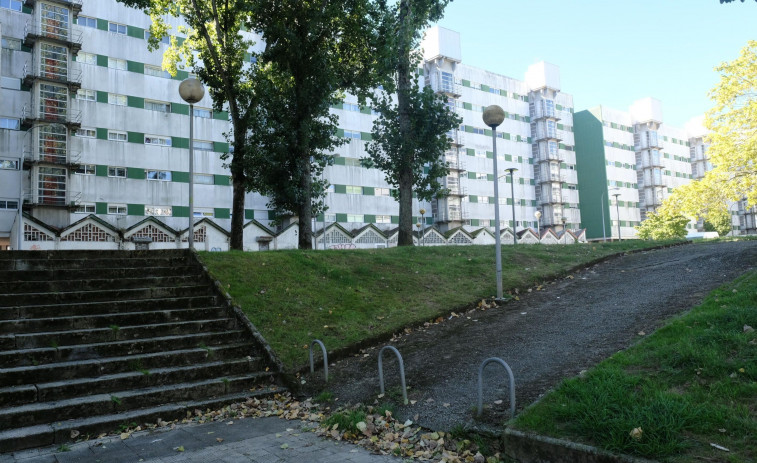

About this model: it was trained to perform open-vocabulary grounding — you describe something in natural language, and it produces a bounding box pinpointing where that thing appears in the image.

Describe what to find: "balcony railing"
[23,59,82,91]
[23,0,83,16]
[21,105,82,130]
[23,148,81,167]
[24,22,83,55]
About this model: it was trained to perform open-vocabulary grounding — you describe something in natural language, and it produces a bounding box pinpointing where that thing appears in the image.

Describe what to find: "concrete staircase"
[0,250,283,453]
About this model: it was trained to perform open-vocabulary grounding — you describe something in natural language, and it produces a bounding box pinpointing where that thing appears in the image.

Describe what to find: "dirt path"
[302,240,757,432]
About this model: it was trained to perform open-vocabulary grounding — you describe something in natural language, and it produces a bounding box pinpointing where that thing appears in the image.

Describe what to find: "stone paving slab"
[4,417,405,463]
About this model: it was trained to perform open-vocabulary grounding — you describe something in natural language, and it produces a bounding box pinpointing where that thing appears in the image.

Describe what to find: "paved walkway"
[3,418,403,463]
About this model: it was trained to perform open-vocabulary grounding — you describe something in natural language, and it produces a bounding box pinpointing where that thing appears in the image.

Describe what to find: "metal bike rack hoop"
[378,345,408,405]
[309,339,328,382]
[477,357,515,417]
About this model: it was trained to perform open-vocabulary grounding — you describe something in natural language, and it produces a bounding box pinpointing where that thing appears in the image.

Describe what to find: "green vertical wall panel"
[336,128,345,138]
[463,102,472,110]
[360,106,372,115]
[96,202,107,214]
[127,61,144,74]
[173,206,189,217]
[360,132,372,141]
[127,131,144,144]
[127,204,144,216]
[95,165,108,177]
[96,128,108,140]
[245,209,255,220]
[213,110,229,121]
[574,109,610,240]
[173,70,189,81]
[334,185,346,194]
[172,171,189,183]
[214,208,231,219]
[172,137,189,149]
[127,25,144,39]
[213,141,229,153]
[126,167,145,179]
[96,19,108,31]
[466,148,475,156]
[391,216,399,224]
[336,213,348,223]
[96,54,108,67]
[171,103,189,115]
[363,186,375,196]
[213,175,230,186]
[127,96,144,109]
[364,214,376,223]
[96,91,108,103]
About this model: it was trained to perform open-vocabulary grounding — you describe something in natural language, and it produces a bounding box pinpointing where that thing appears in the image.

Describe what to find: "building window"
[193,208,214,218]
[108,166,126,177]
[375,187,390,196]
[74,203,96,213]
[376,215,391,223]
[194,173,213,184]
[194,108,211,118]
[76,88,96,101]
[107,204,127,215]
[108,130,127,142]
[74,164,95,175]
[347,214,364,222]
[144,31,171,45]
[40,3,69,41]
[343,103,360,112]
[38,166,67,205]
[0,158,19,170]
[146,206,172,216]
[144,65,171,79]
[39,83,68,120]
[192,141,213,151]
[0,118,20,130]
[343,130,361,139]
[144,135,172,146]
[108,58,127,70]
[108,93,127,106]
[1,37,22,50]
[345,185,363,194]
[147,170,172,181]
[0,0,22,11]
[476,172,487,180]
[76,15,97,28]
[108,22,127,35]
[75,127,96,138]
[77,52,97,65]
[145,100,171,113]
[0,200,19,210]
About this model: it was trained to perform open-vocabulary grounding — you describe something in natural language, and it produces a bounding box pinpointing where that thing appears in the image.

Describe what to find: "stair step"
[0,343,260,387]
[0,285,213,307]
[0,386,284,453]
[1,358,265,405]
[0,265,203,282]
[0,295,220,320]
[0,374,276,431]
[0,330,247,368]
[0,256,194,271]
[0,307,229,335]
[7,275,207,293]
[6,318,236,349]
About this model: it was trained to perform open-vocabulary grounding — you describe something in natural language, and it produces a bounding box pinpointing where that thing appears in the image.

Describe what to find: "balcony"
[447,130,465,147]
[23,22,83,56]
[429,71,461,98]
[21,105,82,131]
[539,172,565,184]
[444,152,464,171]
[22,60,82,92]
[23,148,81,169]
[23,189,81,210]
[23,0,83,16]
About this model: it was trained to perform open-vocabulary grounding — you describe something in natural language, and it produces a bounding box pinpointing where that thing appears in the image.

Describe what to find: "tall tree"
[247,0,391,249]
[368,0,455,246]
[661,40,756,223]
[635,210,689,240]
[118,0,259,250]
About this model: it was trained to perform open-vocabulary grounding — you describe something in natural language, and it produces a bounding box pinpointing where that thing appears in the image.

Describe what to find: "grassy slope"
[513,269,757,462]
[199,240,671,370]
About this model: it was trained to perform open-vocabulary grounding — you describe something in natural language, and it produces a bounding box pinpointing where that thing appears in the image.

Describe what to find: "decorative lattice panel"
[181,226,207,243]
[449,232,472,245]
[62,223,116,242]
[132,224,173,242]
[388,235,398,244]
[326,230,351,244]
[24,224,53,241]
[423,232,445,244]
[355,230,385,244]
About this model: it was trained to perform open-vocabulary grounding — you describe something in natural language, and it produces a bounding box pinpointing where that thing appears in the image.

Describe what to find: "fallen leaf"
[280,444,289,449]
[710,443,729,452]
[176,446,185,452]
[216,438,224,443]
[120,433,130,440]
[629,427,642,441]
[70,430,80,439]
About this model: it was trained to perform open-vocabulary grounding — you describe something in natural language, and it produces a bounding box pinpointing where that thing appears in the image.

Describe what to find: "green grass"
[199,240,677,369]
[513,270,757,462]
[322,409,367,434]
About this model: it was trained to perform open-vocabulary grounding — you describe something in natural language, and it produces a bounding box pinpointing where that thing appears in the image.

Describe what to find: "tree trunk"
[396,0,414,246]
[298,156,313,249]
[229,137,246,251]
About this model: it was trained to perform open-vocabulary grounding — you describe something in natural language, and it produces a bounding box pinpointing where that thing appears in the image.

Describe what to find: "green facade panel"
[127,167,145,179]
[173,206,189,217]
[127,61,144,74]
[96,128,108,140]
[360,132,372,141]
[213,110,229,121]
[127,96,144,109]
[172,103,189,115]
[213,141,229,153]
[363,186,375,196]
[126,25,144,39]
[172,137,189,149]
[95,165,108,177]
[334,184,346,194]
[127,204,144,216]
[96,19,108,31]
[214,208,231,219]
[213,175,230,186]
[172,171,189,183]
[360,106,372,115]
[173,70,189,81]
[127,131,144,144]
[336,213,348,223]
[245,209,255,220]
[96,202,107,214]
[96,91,108,104]
[96,54,108,67]
[391,216,399,224]
[574,110,610,240]
[364,214,376,223]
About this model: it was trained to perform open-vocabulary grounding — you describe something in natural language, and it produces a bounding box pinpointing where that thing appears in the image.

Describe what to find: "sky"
[434,0,755,128]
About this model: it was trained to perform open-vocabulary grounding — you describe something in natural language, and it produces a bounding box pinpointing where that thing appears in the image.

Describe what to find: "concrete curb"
[502,428,658,463]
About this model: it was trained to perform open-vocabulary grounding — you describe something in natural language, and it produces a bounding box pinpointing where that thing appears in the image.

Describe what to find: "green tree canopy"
[635,210,689,240]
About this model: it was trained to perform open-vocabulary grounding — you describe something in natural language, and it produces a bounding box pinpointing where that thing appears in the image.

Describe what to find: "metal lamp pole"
[534,210,541,239]
[561,217,567,244]
[612,192,621,241]
[179,78,206,250]
[483,105,506,300]
[601,191,607,242]
[507,168,518,245]
[420,208,425,246]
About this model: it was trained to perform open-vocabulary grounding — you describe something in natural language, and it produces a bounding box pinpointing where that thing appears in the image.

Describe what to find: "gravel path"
[304,240,757,432]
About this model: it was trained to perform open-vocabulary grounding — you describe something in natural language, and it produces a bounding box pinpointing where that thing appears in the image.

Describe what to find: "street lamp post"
[420,208,426,246]
[561,217,567,244]
[482,105,506,300]
[534,210,541,238]
[506,168,517,246]
[612,192,622,241]
[600,191,607,242]
[179,78,205,251]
